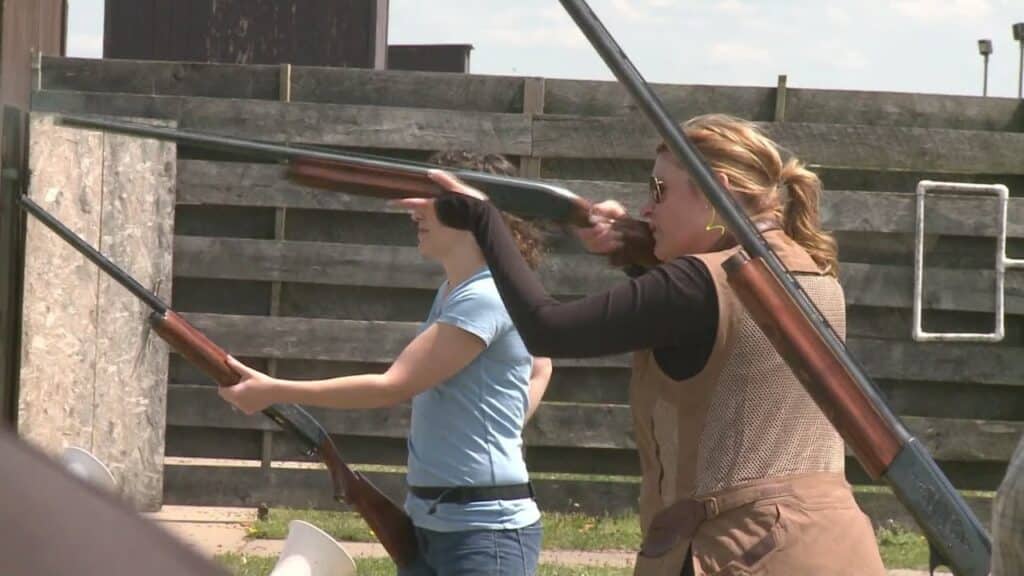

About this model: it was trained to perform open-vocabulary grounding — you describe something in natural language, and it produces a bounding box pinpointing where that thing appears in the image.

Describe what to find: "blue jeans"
[398,521,542,576]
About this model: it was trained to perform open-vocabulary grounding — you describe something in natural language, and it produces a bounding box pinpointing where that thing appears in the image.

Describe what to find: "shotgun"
[558,1,990,574]
[55,114,658,268]
[15,193,418,568]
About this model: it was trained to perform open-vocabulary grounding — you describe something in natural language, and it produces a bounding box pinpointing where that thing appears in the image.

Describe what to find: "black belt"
[409,482,535,506]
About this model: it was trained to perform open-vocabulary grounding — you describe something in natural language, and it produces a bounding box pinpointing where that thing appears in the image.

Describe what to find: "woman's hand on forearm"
[218,356,284,415]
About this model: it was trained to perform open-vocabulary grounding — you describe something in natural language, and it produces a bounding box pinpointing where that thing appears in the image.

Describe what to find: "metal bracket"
[913,180,1024,342]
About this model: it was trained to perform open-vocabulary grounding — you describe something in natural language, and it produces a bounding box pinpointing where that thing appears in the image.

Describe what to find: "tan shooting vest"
[630,231,886,576]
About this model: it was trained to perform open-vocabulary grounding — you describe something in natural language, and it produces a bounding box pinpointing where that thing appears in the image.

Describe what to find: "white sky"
[66,0,1024,98]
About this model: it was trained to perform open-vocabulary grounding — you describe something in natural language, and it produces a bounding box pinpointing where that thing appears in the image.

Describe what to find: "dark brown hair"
[427,151,545,269]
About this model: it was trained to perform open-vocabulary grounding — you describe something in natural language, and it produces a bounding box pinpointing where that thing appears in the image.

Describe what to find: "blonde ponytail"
[779,158,839,276]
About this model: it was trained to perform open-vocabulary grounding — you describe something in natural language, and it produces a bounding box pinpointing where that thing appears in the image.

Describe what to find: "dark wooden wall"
[32,57,1024,530]
[103,0,387,68]
[388,44,472,73]
[0,0,65,425]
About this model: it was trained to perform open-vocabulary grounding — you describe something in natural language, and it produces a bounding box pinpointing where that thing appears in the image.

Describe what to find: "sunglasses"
[649,176,666,204]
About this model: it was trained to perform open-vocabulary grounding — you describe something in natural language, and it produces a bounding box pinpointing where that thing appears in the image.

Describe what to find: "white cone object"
[269,520,357,576]
[60,446,116,493]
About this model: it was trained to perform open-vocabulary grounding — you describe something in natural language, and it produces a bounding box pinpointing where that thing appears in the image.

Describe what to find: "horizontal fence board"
[533,116,1024,173]
[163,463,993,527]
[167,385,1023,462]
[850,338,1024,387]
[178,160,1024,239]
[168,385,634,449]
[32,91,532,155]
[35,91,1024,173]
[785,88,1024,132]
[173,237,1024,316]
[41,57,281,99]
[165,428,643,475]
[543,79,776,120]
[847,307,1024,348]
[43,57,1024,132]
[291,68,526,113]
[173,237,622,295]
[544,76,1023,132]
[179,313,631,368]
[841,262,1022,315]
[174,311,1024,385]
[40,56,527,113]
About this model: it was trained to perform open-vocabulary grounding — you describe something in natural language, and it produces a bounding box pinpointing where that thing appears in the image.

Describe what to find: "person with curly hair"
[221,151,552,576]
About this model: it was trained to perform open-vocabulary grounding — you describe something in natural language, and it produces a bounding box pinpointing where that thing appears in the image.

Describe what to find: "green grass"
[539,512,640,551]
[875,524,931,570]
[216,554,631,576]
[250,509,640,551]
[247,508,932,570]
[216,554,394,576]
[247,508,378,542]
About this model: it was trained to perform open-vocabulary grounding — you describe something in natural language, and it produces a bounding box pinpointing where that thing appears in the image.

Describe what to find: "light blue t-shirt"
[404,266,541,532]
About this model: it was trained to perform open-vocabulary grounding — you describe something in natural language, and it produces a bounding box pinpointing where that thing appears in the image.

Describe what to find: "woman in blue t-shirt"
[220,151,552,576]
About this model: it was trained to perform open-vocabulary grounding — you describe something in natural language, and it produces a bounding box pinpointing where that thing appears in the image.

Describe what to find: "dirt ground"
[147,505,935,575]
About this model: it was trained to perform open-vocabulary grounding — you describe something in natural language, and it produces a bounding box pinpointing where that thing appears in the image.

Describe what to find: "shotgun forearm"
[147,309,418,567]
[723,252,991,576]
[288,156,659,268]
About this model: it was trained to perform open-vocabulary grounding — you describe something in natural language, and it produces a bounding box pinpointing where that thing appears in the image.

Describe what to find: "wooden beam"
[39,56,527,112]
[544,75,1022,131]
[519,77,544,178]
[177,160,1024,239]
[532,116,1024,173]
[166,384,1024,462]
[171,237,1024,316]
[773,74,787,122]
[32,91,533,155]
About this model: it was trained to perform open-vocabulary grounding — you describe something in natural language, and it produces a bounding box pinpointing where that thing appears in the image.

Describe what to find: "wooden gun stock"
[321,448,418,566]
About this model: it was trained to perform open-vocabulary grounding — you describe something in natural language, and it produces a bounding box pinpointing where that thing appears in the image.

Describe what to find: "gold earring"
[705,205,726,236]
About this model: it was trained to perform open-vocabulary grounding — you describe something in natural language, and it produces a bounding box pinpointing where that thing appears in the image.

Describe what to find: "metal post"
[1014,23,1024,98]
[984,54,990,96]
[978,39,993,97]
[1011,24,1019,98]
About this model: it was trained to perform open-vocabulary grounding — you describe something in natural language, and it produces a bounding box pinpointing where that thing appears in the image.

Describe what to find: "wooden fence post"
[774,74,788,122]
[520,77,545,178]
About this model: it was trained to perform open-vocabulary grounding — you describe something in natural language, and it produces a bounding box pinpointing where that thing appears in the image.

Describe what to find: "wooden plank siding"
[29,57,1024,525]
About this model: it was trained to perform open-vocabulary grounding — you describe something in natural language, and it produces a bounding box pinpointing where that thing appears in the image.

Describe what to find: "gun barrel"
[57,114,596,227]
[17,194,168,312]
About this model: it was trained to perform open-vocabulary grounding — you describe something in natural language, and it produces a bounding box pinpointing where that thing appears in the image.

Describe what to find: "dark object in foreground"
[558,1,990,574]
[0,425,228,575]
[15,193,418,568]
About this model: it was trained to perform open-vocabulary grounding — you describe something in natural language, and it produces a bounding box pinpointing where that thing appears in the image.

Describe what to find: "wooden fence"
[31,56,1024,529]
